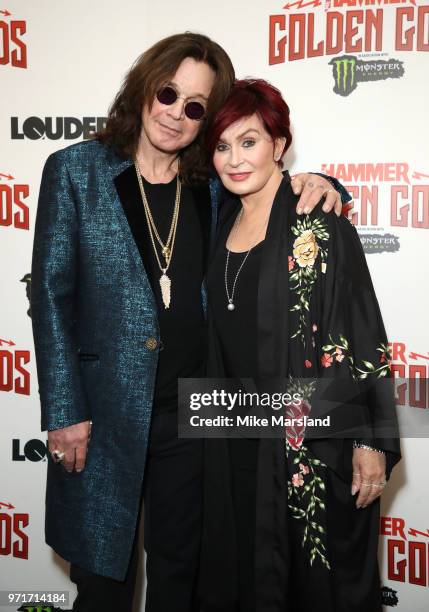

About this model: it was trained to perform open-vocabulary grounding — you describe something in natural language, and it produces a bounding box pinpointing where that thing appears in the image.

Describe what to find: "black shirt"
[114,167,206,412]
[141,176,205,410]
[207,213,262,379]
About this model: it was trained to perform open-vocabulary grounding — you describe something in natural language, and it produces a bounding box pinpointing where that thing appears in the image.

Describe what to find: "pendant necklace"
[134,159,181,309]
[224,207,267,312]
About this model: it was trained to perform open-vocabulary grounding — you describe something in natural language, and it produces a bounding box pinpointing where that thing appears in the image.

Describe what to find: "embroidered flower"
[292,473,304,487]
[321,353,333,368]
[286,399,311,450]
[312,324,318,332]
[305,359,312,368]
[293,230,319,268]
[299,463,310,475]
[380,353,386,363]
[335,347,344,362]
[288,255,295,271]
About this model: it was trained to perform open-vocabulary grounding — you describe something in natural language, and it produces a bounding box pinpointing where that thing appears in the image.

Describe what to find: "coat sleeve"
[31,151,90,432]
[319,211,401,478]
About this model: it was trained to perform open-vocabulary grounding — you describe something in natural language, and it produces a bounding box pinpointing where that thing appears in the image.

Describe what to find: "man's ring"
[326,188,337,194]
[51,449,65,463]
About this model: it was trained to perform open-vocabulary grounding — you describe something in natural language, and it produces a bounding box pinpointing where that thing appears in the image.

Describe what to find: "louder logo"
[0,10,27,69]
[11,117,107,141]
[0,501,29,559]
[0,339,30,396]
[12,439,49,462]
[0,172,30,230]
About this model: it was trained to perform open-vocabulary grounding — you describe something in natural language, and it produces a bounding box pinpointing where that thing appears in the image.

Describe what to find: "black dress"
[206,217,263,611]
[199,172,401,612]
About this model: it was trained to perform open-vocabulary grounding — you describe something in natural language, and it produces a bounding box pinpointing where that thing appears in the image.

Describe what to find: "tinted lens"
[157,86,178,106]
[184,101,205,121]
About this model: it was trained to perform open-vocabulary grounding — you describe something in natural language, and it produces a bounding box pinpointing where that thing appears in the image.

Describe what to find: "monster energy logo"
[329,55,405,97]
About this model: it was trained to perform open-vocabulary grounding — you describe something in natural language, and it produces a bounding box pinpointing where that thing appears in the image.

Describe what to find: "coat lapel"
[257,172,292,378]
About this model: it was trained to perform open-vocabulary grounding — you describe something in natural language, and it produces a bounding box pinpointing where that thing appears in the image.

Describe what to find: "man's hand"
[351,447,386,509]
[48,420,92,473]
[291,173,343,216]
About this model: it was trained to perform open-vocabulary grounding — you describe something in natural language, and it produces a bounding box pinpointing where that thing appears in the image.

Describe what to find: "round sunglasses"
[156,86,206,121]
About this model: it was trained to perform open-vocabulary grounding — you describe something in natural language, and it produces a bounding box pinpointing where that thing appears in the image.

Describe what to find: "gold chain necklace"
[134,160,181,309]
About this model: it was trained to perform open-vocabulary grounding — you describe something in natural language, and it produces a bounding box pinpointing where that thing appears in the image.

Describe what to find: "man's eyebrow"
[168,81,209,101]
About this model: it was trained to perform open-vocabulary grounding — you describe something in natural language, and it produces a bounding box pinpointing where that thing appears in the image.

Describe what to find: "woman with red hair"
[199,79,401,611]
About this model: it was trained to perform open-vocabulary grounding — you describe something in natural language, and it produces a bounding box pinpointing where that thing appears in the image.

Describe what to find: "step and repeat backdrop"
[1,1,428,610]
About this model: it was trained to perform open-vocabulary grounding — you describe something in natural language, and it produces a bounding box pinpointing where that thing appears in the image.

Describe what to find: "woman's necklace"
[134,160,181,309]
[224,207,268,311]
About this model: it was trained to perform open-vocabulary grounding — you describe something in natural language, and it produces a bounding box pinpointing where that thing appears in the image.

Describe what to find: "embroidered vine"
[321,335,391,379]
[284,378,330,569]
[289,216,329,343]
[286,442,330,569]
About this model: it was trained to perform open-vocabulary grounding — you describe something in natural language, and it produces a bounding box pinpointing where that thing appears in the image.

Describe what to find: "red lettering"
[0,514,12,555]
[326,12,344,55]
[289,14,306,61]
[391,185,409,226]
[10,21,27,68]
[0,350,13,392]
[390,342,407,364]
[0,184,13,226]
[13,514,29,559]
[388,539,406,582]
[307,13,324,57]
[13,184,30,230]
[396,7,414,50]
[417,6,429,51]
[411,185,429,228]
[0,21,9,65]
[269,15,286,64]
[409,541,427,586]
[409,365,427,409]
[345,11,363,53]
[14,350,30,396]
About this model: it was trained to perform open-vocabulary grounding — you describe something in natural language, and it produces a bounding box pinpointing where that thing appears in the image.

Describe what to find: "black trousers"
[70,410,204,612]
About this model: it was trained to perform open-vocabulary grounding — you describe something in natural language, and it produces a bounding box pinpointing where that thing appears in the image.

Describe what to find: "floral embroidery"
[289,216,329,342]
[293,229,319,267]
[321,335,391,379]
[304,359,312,368]
[286,441,330,569]
[292,472,304,487]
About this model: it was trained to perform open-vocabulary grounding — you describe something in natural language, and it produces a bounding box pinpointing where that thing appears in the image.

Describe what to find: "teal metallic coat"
[31,139,220,580]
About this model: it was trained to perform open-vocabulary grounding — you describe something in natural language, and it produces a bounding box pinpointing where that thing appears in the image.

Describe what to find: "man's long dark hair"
[97,32,235,184]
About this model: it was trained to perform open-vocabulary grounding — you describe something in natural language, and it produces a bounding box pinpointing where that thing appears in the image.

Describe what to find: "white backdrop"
[1,1,428,610]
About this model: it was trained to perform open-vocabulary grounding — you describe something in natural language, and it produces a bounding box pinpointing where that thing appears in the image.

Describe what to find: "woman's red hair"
[206,78,292,165]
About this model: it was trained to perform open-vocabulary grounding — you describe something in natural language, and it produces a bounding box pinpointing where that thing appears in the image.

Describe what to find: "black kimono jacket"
[200,172,401,610]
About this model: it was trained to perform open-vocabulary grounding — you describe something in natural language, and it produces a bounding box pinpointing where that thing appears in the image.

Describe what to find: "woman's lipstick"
[228,172,251,181]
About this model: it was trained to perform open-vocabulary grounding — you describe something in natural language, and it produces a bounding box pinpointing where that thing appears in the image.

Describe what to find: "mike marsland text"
[188,415,331,428]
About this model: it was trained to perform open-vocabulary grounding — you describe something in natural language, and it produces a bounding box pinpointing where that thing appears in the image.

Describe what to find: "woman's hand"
[351,447,387,509]
[291,173,343,216]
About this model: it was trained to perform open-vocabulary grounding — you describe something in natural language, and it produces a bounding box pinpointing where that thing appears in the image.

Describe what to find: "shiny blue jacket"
[31,139,220,580]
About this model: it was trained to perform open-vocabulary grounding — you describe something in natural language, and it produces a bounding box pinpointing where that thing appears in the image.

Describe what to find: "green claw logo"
[330,56,357,96]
